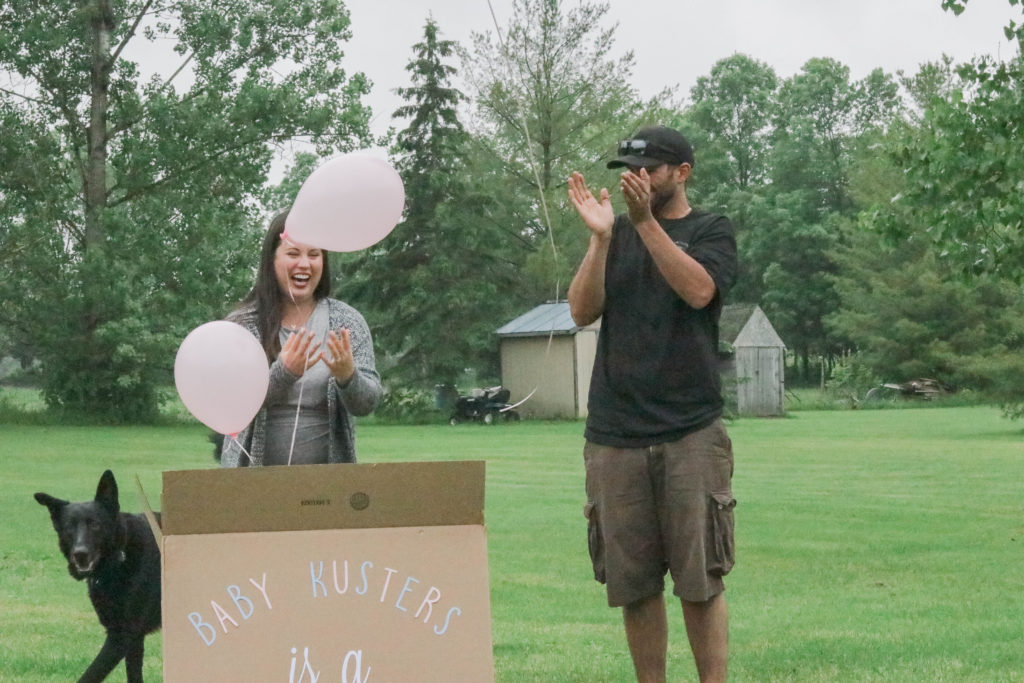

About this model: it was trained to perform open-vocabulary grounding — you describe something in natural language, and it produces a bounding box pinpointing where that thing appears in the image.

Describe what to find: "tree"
[739,59,903,381]
[459,0,669,296]
[884,53,1024,278]
[828,227,1024,404]
[339,17,524,387]
[689,54,778,193]
[771,59,900,214]
[682,55,779,306]
[896,56,959,121]
[0,0,371,420]
[879,1,1023,281]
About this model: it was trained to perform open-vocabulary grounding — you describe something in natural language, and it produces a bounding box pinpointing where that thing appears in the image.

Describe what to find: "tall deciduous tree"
[0,0,371,420]
[459,0,669,296]
[744,58,902,380]
[772,58,900,214]
[689,54,778,193]
[683,54,778,305]
[882,0,1024,281]
[340,17,522,387]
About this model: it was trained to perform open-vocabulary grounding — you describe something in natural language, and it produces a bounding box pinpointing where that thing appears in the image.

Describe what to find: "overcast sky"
[343,0,1020,134]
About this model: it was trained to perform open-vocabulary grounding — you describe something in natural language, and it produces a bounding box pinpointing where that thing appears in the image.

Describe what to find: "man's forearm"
[568,234,610,326]
[633,217,716,309]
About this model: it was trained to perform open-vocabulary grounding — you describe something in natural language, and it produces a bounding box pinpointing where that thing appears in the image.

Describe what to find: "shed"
[497,301,786,420]
[495,302,599,419]
[719,304,786,416]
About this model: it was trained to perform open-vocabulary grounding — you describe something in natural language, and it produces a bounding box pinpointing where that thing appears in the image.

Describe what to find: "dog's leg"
[78,630,128,683]
[124,634,146,683]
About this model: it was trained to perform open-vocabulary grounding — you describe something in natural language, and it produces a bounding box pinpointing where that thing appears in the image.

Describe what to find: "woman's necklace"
[282,301,316,330]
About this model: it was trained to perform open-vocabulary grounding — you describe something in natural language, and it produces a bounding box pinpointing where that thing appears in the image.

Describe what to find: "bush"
[372,386,443,424]
[826,355,880,400]
[0,386,53,425]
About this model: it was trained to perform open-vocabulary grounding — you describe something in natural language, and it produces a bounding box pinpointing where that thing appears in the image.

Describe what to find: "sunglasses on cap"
[618,138,674,159]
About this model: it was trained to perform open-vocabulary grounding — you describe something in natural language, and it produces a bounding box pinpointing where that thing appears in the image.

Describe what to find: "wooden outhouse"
[719,304,787,416]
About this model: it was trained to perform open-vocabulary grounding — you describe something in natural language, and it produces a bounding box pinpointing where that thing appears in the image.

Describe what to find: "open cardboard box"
[150,461,494,682]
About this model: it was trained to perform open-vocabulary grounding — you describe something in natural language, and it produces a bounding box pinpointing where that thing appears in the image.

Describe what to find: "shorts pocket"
[708,492,737,576]
[583,501,606,583]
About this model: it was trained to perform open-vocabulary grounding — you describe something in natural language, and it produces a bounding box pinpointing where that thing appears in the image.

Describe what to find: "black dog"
[35,470,161,683]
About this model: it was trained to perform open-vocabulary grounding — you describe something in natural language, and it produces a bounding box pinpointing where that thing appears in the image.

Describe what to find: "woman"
[220,210,382,467]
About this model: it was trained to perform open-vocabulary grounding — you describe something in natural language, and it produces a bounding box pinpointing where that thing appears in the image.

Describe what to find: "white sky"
[344,0,1020,134]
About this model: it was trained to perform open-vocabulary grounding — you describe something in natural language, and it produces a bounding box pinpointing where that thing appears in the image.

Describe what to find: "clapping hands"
[279,328,355,384]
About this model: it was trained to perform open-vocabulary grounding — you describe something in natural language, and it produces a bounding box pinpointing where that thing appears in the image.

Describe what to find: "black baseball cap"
[607,125,695,169]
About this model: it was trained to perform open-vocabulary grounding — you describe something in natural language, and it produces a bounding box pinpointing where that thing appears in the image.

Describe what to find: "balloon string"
[485,0,564,412]
[286,342,314,467]
[230,434,254,465]
[287,383,303,466]
[284,282,307,467]
[485,0,560,281]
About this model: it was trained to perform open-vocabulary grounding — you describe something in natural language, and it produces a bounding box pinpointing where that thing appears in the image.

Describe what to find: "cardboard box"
[159,461,494,682]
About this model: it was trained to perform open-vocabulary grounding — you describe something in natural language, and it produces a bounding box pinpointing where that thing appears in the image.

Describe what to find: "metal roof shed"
[495,302,599,419]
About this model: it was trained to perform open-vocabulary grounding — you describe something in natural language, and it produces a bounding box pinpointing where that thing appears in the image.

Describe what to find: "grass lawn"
[1,406,1022,681]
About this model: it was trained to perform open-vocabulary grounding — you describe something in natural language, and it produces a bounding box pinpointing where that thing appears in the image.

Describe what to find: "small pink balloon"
[174,321,269,435]
[286,152,405,252]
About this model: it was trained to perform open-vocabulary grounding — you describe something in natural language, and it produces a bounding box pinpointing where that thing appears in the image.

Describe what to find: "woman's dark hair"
[238,209,332,360]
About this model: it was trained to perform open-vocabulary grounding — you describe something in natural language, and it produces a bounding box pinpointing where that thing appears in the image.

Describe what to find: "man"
[567,125,738,683]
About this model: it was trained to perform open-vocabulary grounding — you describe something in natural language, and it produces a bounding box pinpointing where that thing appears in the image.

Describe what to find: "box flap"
[134,474,163,549]
[162,461,484,535]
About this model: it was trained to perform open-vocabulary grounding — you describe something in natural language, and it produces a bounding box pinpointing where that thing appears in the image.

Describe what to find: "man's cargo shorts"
[583,418,736,606]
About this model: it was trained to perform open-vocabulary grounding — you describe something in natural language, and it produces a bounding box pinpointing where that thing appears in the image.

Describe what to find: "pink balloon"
[286,152,405,252]
[174,321,270,435]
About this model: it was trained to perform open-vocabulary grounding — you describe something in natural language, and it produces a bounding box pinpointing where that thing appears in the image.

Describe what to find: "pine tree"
[341,17,524,388]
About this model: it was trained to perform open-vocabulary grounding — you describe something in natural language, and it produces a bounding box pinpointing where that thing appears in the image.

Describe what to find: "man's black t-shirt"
[583,209,738,448]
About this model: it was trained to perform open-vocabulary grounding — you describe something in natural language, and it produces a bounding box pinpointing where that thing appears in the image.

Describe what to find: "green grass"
[1,407,1022,681]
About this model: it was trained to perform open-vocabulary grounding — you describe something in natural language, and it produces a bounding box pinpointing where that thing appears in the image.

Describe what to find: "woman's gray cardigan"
[219,298,382,467]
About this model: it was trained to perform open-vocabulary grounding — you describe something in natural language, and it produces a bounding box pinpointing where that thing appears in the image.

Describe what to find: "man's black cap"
[607,125,695,169]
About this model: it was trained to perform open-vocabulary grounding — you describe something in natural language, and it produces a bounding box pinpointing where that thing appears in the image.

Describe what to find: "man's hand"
[620,167,655,226]
[568,172,614,239]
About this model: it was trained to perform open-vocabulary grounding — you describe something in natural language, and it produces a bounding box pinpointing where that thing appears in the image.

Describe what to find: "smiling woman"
[219,210,383,468]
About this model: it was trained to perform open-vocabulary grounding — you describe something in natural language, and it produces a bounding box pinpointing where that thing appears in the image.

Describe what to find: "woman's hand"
[620,167,654,226]
[321,328,356,385]
[279,328,320,376]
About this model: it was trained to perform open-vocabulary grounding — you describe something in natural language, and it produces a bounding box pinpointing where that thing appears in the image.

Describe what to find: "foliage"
[459,0,670,294]
[339,18,524,387]
[828,227,1024,405]
[370,386,442,424]
[881,0,1024,281]
[713,58,904,380]
[684,55,777,306]
[262,150,322,215]
[689,54,778,193]
[825,354,882,399]
[0,0,371,421]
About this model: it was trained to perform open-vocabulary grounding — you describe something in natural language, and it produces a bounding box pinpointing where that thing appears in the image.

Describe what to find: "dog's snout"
[71,548,93,571]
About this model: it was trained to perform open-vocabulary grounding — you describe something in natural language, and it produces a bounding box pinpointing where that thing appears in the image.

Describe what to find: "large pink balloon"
[285,152,405,252]
[174,321,269,435]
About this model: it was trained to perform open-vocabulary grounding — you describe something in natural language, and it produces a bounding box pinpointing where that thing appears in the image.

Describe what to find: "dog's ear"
[34,493,69,529]
[95,470,120,516]
[34,492,68,514]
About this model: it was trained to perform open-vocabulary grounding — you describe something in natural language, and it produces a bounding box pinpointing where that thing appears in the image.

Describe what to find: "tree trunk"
[84,0,112,250]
